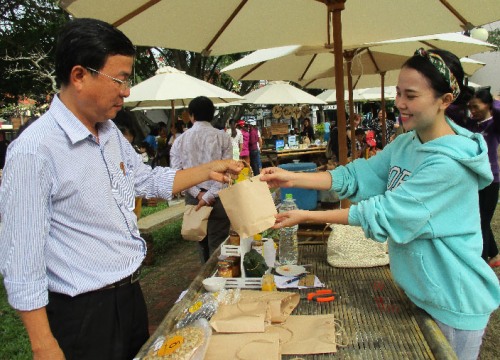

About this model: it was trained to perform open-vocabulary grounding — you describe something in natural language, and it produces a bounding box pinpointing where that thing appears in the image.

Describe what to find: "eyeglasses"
[86,67,133,90]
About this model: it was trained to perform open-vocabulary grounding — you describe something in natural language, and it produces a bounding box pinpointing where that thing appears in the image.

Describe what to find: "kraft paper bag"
[181,205,213,241]
[239,290,300,323]
[209,301,268,333]
[265,315,337,355]
[205,333,280,360]
[218,175,277,239]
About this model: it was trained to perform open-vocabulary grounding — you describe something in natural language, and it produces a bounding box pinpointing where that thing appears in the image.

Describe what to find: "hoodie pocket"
[390,243,440,305]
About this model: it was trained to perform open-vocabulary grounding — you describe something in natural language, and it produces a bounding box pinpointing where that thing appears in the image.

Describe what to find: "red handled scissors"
[305,289,335,303]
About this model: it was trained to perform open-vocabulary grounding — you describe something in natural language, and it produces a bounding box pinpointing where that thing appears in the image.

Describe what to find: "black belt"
[102,267,141,290]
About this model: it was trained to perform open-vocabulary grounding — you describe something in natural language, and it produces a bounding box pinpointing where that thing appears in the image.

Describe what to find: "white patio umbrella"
[124,66,243,123]
[61,0,500,168]
[241,81,326,105]
[60,1,499,56]
[300,57,485,89]
[317,89,366,103]
[223,32,493,152]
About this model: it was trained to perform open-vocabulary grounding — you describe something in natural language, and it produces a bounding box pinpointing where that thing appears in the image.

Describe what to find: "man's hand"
[195,191,212,210]
[260,167,295,189]
[207,159,244,183]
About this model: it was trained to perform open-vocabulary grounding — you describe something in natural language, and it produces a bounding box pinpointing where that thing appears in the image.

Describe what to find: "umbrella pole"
[170,100,175,129]
[380,72,387,148]
[345,51,356,160]
[328,0,349,208]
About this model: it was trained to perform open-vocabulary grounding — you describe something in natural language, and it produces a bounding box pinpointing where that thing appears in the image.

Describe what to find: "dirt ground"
[140,240,201,334]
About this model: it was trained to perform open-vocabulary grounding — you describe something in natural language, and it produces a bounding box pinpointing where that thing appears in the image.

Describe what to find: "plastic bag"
[143,319,211,360]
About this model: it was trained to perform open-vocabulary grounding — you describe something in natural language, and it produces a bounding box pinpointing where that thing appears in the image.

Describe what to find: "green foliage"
[140,201,170,218]
[314,122,325,136]
[0,279,31,359]
[487,28,500,50]
[151,219,183,255]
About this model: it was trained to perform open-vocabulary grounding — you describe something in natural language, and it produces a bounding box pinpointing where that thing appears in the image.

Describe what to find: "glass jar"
[217,260,233,278]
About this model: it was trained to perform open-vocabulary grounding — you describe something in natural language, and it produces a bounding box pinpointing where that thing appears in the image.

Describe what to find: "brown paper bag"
[218,175,277,239]
[205,333,280,360]
[181,205,213,241]
[239,290,300,323]
[265,315,337,355]
[210,302,268,333]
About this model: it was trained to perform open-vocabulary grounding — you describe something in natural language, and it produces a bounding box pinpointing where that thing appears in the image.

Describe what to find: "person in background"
[323,119,331,142]
[168,120,184,147]
[226,118,243,160]
[248,118,262,176]
[0,131,11,169]
[238,119,250,165]
[170,96,233,263]
[143,125,158,154]
[0,18,242,360]
[367,109,395,149]
[300,118,315,142]
[154,125,169,167]
[466,88,500,268]
[261,48,500,360]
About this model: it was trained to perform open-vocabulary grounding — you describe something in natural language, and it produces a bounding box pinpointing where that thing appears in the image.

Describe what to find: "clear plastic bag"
[143,319,212,360]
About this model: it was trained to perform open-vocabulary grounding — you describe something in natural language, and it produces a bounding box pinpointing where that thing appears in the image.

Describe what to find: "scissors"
[303,289,336,303]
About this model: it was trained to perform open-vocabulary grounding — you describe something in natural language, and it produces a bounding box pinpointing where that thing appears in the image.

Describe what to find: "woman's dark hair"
[55,18,136,87]
[471,88,494,109]
[174,120,185,133]
[188,96,215,121]
[402,49,473,106]
[228,118,237,138]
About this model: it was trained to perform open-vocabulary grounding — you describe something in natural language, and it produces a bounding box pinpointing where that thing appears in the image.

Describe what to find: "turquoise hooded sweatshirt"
[330,118,500,331]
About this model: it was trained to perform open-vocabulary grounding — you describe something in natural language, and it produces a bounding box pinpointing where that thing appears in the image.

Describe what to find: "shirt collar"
[192,121,214,130]
[50,95,114,145]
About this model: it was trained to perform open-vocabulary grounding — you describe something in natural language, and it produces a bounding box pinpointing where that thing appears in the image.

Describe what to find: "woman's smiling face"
[395,67,446,134]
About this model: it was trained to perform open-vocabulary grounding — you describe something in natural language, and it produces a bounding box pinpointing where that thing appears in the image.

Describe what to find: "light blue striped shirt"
[0,95,176,311]
[170,121,232,203]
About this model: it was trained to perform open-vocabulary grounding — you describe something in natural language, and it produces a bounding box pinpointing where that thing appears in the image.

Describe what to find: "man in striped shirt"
[0,18,242,360]
[170,96,233,263]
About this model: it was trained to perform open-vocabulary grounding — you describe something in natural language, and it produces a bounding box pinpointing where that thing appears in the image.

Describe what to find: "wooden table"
[135,243,457,359]
[262,146,327,166]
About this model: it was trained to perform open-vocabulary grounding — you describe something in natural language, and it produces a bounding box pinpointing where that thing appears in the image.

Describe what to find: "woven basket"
[326,224,389,268]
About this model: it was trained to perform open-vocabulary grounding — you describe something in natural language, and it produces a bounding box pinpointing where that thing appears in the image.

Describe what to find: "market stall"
[134,242,456,359]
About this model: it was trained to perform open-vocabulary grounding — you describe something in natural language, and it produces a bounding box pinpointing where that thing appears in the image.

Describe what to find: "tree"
[0,0,69,110]
[486,28,500,50]
[0,1,257,123]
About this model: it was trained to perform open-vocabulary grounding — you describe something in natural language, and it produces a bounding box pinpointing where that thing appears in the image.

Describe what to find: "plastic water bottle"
[278,194,299,265]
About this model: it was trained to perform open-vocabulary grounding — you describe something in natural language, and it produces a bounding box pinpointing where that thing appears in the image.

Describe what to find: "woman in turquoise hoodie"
[261,49,500,360]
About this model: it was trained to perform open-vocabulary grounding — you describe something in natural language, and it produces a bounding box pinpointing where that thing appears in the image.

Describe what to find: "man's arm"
[18,308,65,359]
[172,159,243,195]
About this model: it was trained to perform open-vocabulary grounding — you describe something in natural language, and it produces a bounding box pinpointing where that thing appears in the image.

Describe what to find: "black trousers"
[479,181,499,260]
[47,282,149,360]
[185,194,231,263]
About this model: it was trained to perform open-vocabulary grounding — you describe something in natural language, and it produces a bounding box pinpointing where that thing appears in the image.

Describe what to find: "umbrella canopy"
[60,0,499,56]
[301,56,486,90]
[317,89,366,103]
[221,33,493,83]
[124,66,243,108]
[60,0,500,171]
[241,81,326,105]
[123,66,243,123]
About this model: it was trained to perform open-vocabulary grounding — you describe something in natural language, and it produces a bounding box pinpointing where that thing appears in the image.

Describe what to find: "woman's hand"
[272,210,308,229]
[260,167,295,188]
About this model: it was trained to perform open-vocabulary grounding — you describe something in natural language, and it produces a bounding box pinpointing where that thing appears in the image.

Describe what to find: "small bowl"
[292,159,300,164]
[202,277,226,292]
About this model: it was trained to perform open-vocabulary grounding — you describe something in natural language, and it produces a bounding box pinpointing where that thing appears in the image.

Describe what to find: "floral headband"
[415,48,460,101]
